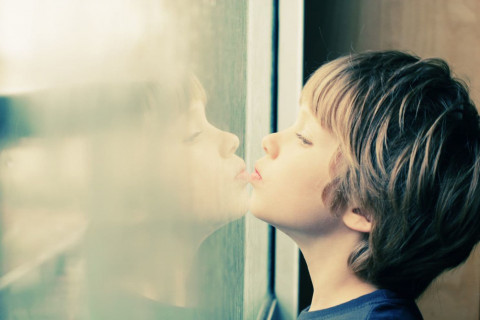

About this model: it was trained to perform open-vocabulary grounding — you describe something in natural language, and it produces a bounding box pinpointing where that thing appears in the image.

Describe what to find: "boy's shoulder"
[297,289,423,320]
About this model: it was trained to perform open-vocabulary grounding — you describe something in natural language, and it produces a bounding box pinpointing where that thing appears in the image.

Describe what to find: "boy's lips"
[250,166,262,181]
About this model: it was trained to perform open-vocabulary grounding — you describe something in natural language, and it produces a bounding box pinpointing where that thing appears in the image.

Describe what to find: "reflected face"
[161,98,249,224]
[250,106,341,236]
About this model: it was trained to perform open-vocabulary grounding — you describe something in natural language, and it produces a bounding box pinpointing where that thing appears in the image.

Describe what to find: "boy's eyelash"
[183,131,202,143]
[296,133,313,145]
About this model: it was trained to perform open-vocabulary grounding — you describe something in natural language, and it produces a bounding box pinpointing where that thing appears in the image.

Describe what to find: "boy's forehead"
[297,105,311,119]
[297,105,323,127]
[299,102,316,114]
[298,103,323,123]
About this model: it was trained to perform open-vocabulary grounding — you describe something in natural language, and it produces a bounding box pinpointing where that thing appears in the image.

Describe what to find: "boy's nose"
[262,133,279,159]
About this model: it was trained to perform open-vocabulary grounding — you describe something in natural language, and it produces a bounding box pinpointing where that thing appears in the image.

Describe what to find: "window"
[0,1,277,319]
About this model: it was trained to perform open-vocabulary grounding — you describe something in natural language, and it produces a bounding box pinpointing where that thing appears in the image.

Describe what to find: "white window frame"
[274,0,304,320]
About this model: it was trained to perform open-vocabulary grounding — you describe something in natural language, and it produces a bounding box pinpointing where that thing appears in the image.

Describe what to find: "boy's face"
[250,106,342,237]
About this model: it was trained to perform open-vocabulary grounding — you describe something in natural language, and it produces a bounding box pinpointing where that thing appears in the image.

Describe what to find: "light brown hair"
[301,51,480,299]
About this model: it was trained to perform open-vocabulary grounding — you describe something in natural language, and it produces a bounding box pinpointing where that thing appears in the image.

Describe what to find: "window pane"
[0,1,266,319]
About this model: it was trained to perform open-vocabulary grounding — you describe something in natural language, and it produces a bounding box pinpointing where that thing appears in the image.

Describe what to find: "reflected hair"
[141,73,207,122]
[301,51,480,299]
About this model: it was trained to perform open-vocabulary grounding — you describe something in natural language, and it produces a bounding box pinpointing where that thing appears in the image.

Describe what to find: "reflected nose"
[262,132,279,159]
[220,130,240,158]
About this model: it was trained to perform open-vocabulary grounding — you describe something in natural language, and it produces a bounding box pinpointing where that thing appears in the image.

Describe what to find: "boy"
[249,51,480,319]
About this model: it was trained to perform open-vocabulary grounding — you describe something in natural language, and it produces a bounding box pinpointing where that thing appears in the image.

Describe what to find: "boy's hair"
[301,51,480,299]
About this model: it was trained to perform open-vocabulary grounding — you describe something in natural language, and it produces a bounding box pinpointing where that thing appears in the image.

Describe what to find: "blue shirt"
[297,289,423,320]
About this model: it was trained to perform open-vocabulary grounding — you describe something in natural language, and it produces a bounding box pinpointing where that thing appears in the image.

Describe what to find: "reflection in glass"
[86,76,249,319]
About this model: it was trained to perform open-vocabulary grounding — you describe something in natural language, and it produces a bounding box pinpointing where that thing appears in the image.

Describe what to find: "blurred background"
[0,0,478,319]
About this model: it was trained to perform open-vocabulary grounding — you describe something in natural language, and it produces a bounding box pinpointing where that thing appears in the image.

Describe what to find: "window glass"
[0,1,259,319]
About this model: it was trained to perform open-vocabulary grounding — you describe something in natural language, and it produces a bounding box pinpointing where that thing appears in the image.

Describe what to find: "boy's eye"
[296,133,313,146]
[183,131,202,144]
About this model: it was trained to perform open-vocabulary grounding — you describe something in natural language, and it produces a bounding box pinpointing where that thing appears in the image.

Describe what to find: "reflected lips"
[235,167,250,181]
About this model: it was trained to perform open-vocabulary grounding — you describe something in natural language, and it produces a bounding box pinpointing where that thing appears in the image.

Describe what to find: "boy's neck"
[294,227,377,312]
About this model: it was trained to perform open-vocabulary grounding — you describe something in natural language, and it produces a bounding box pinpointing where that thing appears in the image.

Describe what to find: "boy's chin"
[248,200,272,223]
[249,207,287,230]
[249,195,291,226]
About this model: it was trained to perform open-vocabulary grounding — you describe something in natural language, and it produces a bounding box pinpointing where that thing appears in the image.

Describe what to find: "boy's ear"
[342,208,372,233]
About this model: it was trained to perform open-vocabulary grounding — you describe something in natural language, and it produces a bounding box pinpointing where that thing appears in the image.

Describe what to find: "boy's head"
[300,51,480,299]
